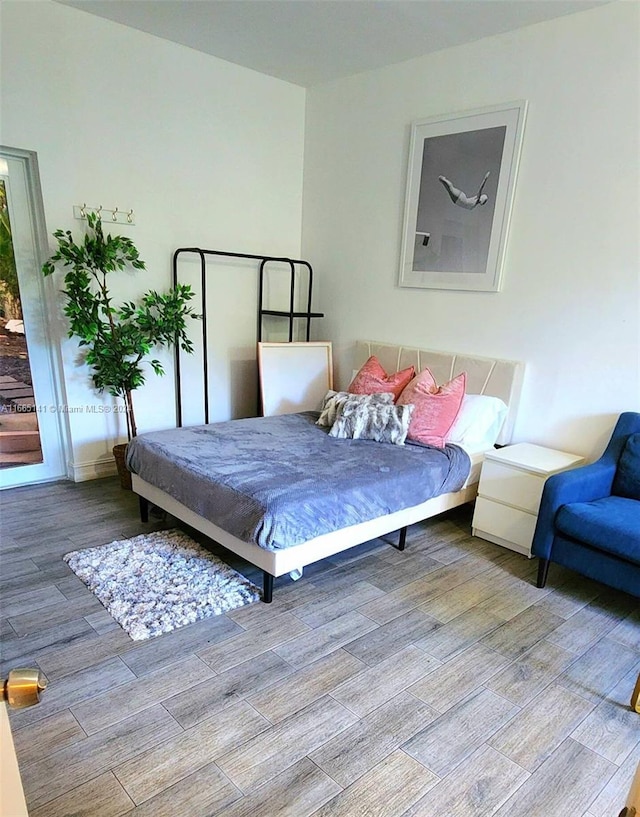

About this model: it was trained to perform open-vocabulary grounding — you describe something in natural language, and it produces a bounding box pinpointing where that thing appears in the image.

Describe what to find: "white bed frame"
[132,341,524,601]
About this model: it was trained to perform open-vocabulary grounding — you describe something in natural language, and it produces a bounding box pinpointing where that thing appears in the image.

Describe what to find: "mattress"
[463,450,486,488]
[126,412,471,551]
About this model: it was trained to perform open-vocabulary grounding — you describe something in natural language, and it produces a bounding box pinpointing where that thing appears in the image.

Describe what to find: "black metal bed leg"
[536,558,550,588]
[398,526,407,551]
[262,571,274,603]
[139,496,149,523]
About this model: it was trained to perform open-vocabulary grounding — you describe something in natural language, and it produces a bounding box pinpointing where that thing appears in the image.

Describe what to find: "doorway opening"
[0,178,43,467]
[0,146,68,488]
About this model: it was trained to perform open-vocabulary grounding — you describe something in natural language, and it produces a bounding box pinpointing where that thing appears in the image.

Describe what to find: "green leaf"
[41,215,198,439]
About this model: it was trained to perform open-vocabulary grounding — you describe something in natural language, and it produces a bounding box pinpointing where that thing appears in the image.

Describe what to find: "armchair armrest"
[531,461,616,560]
[542,461,616,506]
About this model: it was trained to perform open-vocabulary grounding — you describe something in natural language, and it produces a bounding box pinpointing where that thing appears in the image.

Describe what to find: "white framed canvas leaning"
[399,100,528,292]
[258,341,333,417]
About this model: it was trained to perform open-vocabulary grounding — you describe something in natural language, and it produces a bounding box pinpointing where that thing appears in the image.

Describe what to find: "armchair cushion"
[612,433,640,500]
[555,495,640,565]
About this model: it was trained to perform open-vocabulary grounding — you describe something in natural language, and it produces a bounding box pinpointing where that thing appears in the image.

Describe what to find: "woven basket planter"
[112,443,132,490]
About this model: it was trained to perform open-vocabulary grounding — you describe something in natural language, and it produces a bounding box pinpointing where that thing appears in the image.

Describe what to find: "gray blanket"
[126,412,470,551]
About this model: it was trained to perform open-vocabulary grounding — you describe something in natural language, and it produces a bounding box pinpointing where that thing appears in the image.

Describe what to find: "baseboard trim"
[70,456,117,482]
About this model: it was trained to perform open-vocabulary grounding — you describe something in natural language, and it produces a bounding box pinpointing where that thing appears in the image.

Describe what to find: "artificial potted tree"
[43,213,199,487]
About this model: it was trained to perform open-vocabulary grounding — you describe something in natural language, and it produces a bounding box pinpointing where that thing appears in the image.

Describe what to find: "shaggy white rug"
[64,529,260,640]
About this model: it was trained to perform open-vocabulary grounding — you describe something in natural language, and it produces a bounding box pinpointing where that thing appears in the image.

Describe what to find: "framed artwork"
[258,341,333,416]
[398,100,528,292]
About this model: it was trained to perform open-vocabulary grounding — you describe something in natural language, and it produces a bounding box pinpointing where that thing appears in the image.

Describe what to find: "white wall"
[302,1,639,459]
[3,1,638,479]
[1,1,305,478]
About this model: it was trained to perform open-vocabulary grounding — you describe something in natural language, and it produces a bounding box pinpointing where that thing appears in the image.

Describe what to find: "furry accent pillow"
[316,390,394,428]
[348,355,415,401]
[328,398,414,445]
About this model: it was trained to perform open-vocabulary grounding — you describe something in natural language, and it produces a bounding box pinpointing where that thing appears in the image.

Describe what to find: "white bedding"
[463,449,487,488]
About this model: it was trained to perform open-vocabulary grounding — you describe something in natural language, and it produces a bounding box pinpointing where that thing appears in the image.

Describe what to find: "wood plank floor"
[1,477,638,817]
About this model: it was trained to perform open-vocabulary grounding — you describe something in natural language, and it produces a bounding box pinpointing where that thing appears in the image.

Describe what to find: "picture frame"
[258,341,333,417]
[398,100,528,292]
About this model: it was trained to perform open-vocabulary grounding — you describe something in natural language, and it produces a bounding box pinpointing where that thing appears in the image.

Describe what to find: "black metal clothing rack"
[172,247,324,428]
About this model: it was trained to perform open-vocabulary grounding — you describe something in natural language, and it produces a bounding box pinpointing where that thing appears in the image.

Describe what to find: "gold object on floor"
[2,668,47,709]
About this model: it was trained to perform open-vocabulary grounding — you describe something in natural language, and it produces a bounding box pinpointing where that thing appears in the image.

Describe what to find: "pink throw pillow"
[348,355,415,402]
[398,370,466,448]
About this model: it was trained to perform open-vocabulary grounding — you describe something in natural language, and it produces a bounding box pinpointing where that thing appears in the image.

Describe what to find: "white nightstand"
[472,443,585,557]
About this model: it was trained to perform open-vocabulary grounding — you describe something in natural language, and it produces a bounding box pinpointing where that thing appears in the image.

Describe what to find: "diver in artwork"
[438,171,491,210]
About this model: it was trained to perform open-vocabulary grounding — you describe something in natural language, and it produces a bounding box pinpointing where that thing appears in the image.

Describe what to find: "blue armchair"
[532,412,640,597]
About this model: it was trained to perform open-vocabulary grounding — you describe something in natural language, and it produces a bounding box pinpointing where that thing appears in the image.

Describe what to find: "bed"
[128,341,524,602]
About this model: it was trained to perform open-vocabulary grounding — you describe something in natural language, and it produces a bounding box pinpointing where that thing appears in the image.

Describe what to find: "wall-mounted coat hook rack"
[73,204,135,226]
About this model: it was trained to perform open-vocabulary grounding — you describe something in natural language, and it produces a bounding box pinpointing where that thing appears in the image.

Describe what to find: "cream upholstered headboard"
[354,341,524,445]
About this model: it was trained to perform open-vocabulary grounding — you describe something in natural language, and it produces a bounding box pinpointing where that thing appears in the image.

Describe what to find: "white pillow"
[446,394,508,449]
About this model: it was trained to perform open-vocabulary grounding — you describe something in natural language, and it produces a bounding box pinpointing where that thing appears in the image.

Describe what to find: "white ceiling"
[56,0,610,87]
